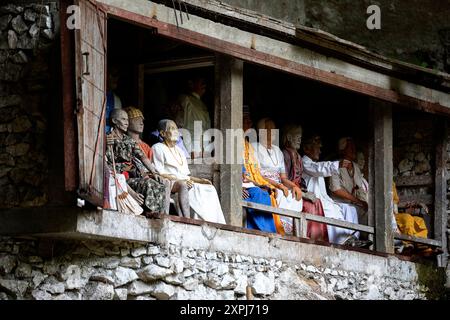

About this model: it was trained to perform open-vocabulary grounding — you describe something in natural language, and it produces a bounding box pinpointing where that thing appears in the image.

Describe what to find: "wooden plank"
[74,0,107,205]
[373,99,394,253]
[394,233,442,247]
[60,0,78,192]
[97,1,450,115]
[242,201,375,234]
[367,102,375,248]
[395,175,433,187]
[434,119,448,265]
[216,55,243,227]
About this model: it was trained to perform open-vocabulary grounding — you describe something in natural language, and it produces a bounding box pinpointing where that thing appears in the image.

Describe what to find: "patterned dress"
[106,133,166,213]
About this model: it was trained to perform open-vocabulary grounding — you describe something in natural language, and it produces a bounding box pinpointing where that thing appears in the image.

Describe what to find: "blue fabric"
[245,187,276,233]
[105,91,114,134]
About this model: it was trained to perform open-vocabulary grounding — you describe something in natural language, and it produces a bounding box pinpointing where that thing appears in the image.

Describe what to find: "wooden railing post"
[215,54,243,227]
[372,99,394,254]
[434,119,448,267]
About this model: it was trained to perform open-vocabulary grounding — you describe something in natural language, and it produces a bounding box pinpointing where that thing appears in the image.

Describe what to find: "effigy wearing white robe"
[251,143,302,235]
[302,155,358,244]
[152,143,225,224]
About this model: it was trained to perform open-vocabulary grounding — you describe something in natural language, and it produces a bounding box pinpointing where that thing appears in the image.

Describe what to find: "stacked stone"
[0,237,436,300]
[393,118,434,206]
[0,3,55,208]
[394,120,433,178]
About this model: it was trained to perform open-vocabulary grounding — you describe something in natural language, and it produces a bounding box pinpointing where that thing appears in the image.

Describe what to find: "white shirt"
[251,142,286,184]
[152,143,190,180]
[302,155,339,203]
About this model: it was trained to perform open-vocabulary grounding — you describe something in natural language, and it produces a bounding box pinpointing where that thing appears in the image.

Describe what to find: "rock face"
[0,3,55,209]
[0,238,441,300]
[222,0,450,73]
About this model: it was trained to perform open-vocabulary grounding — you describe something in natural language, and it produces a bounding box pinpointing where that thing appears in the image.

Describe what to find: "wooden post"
[372,99,394,254]
[215,54,243,226]
[434,119,448,267]
[367,101,375,249]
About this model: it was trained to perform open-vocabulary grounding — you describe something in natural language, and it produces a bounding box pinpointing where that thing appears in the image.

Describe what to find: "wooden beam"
[242,201,375,234]
[394,233,442,247]
[373,99,394,253]
[434,119,448,266]
[216,55,243,227]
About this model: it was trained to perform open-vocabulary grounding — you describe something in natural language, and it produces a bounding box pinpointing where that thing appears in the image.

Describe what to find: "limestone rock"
[398,159,414,173]
[84,282,115,300]
[171,257,184,273]
[32,270,48,288]
[113,267,138,287]
[24,9,37,22]
[218,290,235,300]
[155,256,171,268]
[119,257,141,269]
[7,30,17,49]
[141,256,153,265]
[41,29,54,40]
[11,15,28,34]
[36,15,52,29]
[234,274,248,295]
[204,273,221,289]
[31,289,51,300]
[114,288,128,300]
[15,262,32,278]
[147,246,160,255]
[137,265,173,282]
[128,280,154,296]
[0,279,28,298]
[183,278,199,291]
[89,270,114,285]
[163,274,184,285]
[0,254,16,274]
[214,264,229,276]
[150,283,176,300]
[0,5,24,14]
[0,15,12,31]
[11,116,32,132]
[32,5,50,16]
[11,51,28,64]
[29,24,39,38]
[40,276,65,294]
[220,274,237,290]
[251,272,275,296]
[61,265,85,290]
[131,247,147,257]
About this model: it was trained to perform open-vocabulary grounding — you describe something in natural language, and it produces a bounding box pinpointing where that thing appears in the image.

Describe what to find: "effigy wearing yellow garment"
[393,182,399,205]
[244,141,285,235]
[395,213,428,238]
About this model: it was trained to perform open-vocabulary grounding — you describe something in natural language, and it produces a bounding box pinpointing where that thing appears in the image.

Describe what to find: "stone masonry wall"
[0,236,442,300]
[0,2,57,209]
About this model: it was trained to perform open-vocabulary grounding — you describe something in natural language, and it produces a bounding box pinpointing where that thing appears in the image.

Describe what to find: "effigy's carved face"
[112,110,129,133]
[287,130,302,150]
[162,120,180,143]
[128,116,144,134]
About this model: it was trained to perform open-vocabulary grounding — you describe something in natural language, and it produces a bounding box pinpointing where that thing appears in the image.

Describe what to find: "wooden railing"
[242,201,443,249]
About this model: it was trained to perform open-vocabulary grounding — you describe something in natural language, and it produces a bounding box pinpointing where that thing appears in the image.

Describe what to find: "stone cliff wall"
[0,2,58,209]
[0,236,441,300]
[222,0,450,73]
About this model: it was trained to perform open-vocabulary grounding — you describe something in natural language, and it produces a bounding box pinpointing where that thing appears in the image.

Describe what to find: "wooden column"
[367,101,375,249]
[372,99,394,254]
[434,119,448,267]
[215,54,243,226]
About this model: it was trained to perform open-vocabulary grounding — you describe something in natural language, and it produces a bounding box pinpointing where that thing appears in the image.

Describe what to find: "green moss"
[415,263,446,300]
